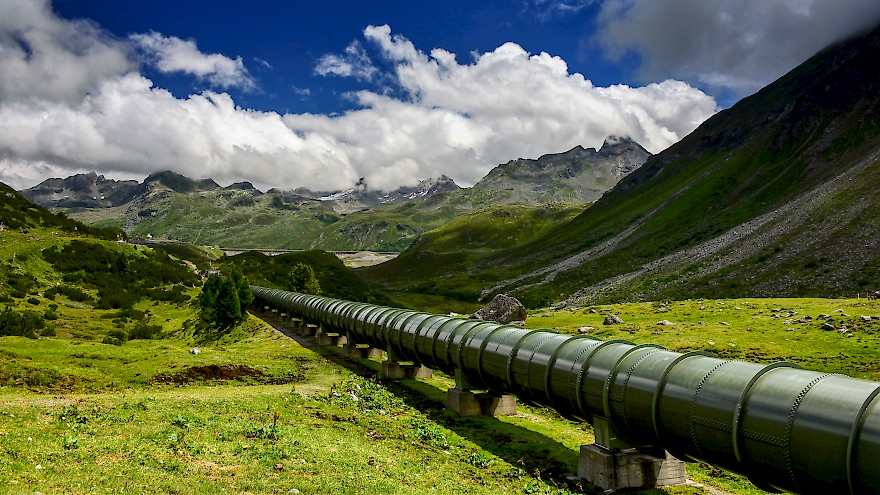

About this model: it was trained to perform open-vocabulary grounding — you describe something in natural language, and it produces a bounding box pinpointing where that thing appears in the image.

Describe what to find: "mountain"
[294,176,462,215]
[22,138,648,251]
[20,171,143,208]
[472,137,650,204]
[144,170,220,193]
[363,23,880,307]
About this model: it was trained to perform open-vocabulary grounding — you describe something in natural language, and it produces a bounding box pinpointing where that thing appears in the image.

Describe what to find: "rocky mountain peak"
[472,137,651,204]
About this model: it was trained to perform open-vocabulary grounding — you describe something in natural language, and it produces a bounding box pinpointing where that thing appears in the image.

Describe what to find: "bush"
[0,307,47,338]
[102,329,128,346]
[45,285,94,304]
[129,322,163,340]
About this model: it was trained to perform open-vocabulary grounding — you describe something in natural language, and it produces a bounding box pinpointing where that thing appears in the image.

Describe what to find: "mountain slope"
[364,23,880,307]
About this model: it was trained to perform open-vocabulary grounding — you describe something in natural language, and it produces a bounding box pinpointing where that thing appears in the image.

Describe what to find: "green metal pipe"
[251,286,880,494]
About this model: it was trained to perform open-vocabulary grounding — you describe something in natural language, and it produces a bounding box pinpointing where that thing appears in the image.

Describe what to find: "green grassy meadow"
[1,226,877,494]
[7,291,878,494]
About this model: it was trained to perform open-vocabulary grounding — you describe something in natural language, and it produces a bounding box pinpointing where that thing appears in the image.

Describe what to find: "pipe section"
[252,286,880,494]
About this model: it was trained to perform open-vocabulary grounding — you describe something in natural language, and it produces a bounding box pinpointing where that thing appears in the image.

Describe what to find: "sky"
[2,0,879,192]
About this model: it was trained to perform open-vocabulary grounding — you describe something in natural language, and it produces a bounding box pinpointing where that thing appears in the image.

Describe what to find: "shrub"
[0,307,46,338]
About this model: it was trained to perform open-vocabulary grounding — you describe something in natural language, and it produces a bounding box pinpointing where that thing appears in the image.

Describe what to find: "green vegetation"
[42,239,199,310]
[0,200,875,494]
[0,182,122,241]
[287,263,322,295]
[223,250,392,305]
[200,267,253,328]
[0,307,49,338]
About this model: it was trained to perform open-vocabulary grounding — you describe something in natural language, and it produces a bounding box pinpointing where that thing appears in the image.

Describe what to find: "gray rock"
[578,326,595,334]
[472,294,527,325]
[656,320,675,326]
[861,315,872,322]
[190,347,201,355]
[603,315,624,325]
[821,323,836,331]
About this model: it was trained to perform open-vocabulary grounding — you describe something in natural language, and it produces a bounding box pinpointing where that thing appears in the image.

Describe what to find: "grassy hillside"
[0,182,121,241]
[367,24,880,308]
[361,204,584,303]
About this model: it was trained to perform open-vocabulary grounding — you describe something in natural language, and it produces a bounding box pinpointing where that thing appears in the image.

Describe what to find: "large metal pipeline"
[252,286,880,494]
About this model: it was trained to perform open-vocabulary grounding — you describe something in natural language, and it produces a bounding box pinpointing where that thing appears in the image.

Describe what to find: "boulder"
[821,323,836,331]
[656,320,675,326]
[603,315,624,325]
[472,294,527,325]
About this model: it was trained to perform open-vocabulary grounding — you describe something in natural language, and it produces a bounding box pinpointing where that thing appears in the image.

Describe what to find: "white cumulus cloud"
[131,32,255,90]
[302,25,717,189]
[314,41,377,81]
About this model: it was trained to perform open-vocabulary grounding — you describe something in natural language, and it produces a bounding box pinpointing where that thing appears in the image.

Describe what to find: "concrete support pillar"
[316,331,343,346]
[381,360,433,379]
[289,317,303,330]
[300,324,319,337]
[578,445,686,492]
[343,344,384,360]
[446,370,517,417]
[447,388,483,416]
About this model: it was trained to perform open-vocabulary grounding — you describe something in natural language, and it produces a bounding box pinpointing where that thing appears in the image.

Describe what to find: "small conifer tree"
[287,263,321,295]
[200,267,251,328]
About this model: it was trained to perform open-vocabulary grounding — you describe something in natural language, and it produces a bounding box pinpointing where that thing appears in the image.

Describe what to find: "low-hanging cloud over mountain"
[0,0,718,192]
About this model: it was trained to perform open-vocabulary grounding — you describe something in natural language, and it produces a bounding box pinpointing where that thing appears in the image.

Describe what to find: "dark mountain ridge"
[473,137,650,204]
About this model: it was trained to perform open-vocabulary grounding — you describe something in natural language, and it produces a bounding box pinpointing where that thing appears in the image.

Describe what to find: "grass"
[8,295,874,494]
[527,297,880,381]
[0,299,783,495]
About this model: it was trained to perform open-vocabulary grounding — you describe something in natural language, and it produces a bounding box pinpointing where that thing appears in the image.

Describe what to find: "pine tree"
[287,263,321,295]
[212,277,242,327]
[230,265,254,312]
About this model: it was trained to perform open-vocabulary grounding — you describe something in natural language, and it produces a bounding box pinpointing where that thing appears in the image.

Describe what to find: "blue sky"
[53,1,632,115]
[3,0,880,191]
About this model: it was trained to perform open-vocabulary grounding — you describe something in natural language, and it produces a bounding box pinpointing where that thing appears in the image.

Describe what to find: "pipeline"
[252,286,880,494]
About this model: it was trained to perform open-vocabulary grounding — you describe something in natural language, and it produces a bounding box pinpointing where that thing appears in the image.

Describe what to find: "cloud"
[131,31,255,90]
[283,25,716,189]
[524,0,600,21]
[0,5,717,194]
[314,41,377,81]
[0,0,132,103]
[595,0,880,99]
